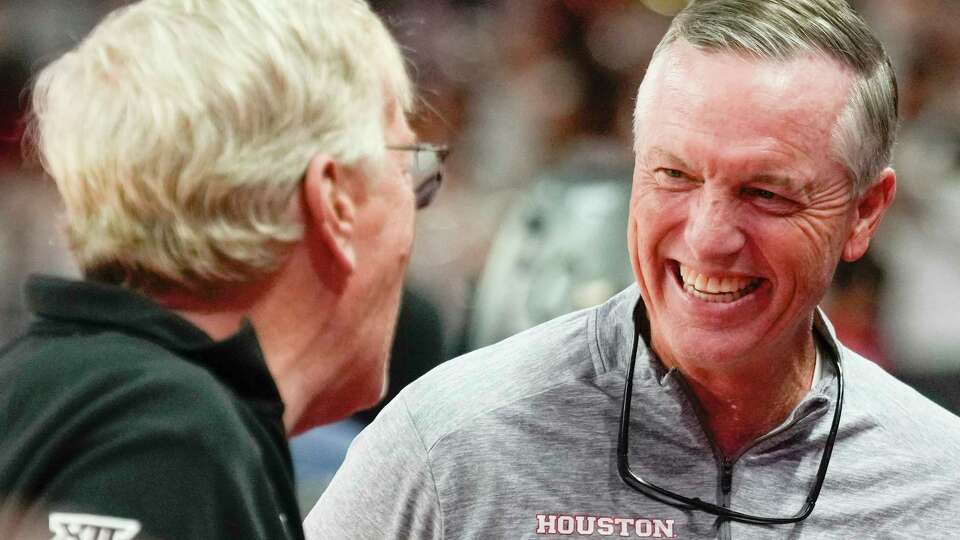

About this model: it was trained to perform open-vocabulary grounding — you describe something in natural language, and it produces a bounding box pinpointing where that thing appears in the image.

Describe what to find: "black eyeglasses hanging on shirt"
[616,302,844,525]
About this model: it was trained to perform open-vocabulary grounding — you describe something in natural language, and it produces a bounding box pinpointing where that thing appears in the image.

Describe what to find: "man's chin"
[346,379,387,415]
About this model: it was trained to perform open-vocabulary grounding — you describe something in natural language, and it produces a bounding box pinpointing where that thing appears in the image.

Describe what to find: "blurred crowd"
[2,0,959,491]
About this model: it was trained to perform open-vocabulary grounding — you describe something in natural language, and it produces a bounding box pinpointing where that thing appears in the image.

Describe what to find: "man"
[306,1,960,538]
[0,0,445,538]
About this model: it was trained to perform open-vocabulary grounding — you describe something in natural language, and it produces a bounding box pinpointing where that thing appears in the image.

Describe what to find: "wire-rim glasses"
[617,303,844,525]
[387,143,450,210]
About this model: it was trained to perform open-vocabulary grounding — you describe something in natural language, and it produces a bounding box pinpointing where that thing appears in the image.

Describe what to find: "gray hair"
[29,0,413,293]
[648,0,897,192]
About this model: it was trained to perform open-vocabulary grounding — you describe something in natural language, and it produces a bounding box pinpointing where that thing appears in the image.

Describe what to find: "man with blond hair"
[307,0,960,538]
[0,0,447,538]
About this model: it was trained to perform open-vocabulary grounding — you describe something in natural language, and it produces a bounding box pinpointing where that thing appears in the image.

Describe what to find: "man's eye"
[653,168,699,191]
[655,168,689,182]
[743,187,778,200]
[741,187,800,214]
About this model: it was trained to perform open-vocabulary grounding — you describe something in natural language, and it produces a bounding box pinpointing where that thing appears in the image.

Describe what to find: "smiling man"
[628,40,892,459]
[306,1,960,538]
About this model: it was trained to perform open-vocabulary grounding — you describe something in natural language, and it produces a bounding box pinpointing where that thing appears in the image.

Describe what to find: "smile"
[676,263,764,303]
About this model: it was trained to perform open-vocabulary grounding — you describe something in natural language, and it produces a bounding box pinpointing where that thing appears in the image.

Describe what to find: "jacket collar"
[596,284,840,455]
[26,274,285,408]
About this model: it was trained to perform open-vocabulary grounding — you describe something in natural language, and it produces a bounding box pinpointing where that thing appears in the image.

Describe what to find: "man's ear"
[842,167,896,262]
[302,154,358,273]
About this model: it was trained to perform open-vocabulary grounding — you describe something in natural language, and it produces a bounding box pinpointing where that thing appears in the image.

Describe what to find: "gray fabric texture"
[304,285,960,539]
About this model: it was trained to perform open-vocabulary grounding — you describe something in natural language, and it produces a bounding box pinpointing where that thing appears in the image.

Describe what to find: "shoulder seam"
[843,352,904,450]
[423,311,600,456]
[844,351,960,453]
[400,392,445,540]
[424,367,617,457]
[418,307,609,453]
[589,305,609,374]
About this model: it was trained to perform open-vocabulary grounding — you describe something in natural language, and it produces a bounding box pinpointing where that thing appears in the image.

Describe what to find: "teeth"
[677,264,762,302]
[706,277,720,293]
[694,274,707,292]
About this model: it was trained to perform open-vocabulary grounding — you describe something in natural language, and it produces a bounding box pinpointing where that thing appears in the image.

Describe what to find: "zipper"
[668,366,830,540]
[717,459,733,540]
[720,461,733,497]
[711,401,831,539]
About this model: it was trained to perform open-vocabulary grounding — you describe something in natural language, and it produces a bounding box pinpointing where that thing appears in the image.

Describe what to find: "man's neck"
[157,246,362,436]
[657,335,818,458]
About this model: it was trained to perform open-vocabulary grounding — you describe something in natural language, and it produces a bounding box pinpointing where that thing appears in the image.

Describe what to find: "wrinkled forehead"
[636,41,855,141]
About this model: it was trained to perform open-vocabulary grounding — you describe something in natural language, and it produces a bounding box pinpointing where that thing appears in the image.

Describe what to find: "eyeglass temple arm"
[616,322,699,514]
[616,306,840,526]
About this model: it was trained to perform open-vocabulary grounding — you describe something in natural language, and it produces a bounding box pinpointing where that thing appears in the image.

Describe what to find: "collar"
[597,284,840,454]
[25,274,285,408]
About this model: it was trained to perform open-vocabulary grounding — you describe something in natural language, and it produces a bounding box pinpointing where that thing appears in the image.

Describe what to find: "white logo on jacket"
[535,513,676,537]
[49,512,141,540]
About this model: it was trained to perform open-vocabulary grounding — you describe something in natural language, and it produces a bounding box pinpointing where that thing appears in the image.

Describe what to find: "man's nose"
[683,192,746,263]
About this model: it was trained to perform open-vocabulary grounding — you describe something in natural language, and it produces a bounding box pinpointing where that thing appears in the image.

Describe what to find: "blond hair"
[29,0,413,292]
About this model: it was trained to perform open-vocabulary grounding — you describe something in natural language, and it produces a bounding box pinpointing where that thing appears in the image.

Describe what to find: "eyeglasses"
[387,143,450,210]
[617,303,844,525]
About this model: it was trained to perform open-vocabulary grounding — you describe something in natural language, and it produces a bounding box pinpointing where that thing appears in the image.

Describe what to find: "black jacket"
[0,276,304,540]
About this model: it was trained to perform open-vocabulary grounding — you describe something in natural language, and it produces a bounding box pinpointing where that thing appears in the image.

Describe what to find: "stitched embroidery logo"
[49,512,141,540]
[535,513,677,537]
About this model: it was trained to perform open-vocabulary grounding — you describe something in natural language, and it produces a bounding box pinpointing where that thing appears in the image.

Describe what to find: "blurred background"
[2,0,959,511]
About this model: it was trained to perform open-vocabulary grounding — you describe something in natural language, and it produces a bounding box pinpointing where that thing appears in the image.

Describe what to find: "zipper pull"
[721,461,733,495]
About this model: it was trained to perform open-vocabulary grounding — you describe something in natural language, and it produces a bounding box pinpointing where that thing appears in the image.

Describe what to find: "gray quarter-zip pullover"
[306,285,960,539]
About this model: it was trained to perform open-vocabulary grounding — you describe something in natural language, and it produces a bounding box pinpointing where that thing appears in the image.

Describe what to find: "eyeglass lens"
[412,148,443,209]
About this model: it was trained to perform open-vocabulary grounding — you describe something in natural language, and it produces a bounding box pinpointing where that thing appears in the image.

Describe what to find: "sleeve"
[303,394,443,540]
[8,362,296,540]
